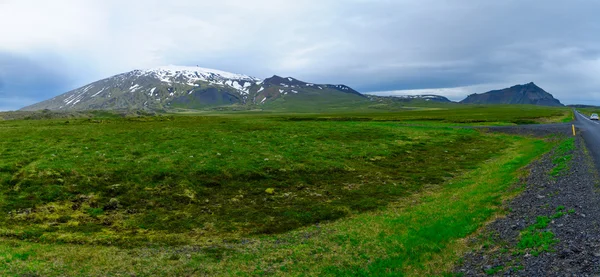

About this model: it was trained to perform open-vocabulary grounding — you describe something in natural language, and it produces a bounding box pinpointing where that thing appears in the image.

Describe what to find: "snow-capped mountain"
[247,75,364,106]
[388,94,452,102]
[146,65,260,89]
[21,66,365,111]
[368,94,452,103]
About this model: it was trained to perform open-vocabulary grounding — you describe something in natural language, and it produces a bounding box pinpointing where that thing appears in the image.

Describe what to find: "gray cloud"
[0,52,78,110]
[0,97,38,112]
[1,0,600,110]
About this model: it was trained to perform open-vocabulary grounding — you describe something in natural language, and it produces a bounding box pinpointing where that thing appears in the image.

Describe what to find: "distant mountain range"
[21,66,365,111]
[567,104,598,108]
[460,82,563,107]
[21,66,564,111]
[382,94,452,103]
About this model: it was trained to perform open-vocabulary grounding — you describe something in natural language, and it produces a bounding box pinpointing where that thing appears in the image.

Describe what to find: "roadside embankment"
[456,127,600,276]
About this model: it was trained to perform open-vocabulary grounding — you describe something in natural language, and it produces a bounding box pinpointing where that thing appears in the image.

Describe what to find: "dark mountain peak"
[515,82,538,89]
[324,84,364,97]
[265,75,284,82]
[263,75,305,86]
[460,83,563,107]
[261,75,363,97]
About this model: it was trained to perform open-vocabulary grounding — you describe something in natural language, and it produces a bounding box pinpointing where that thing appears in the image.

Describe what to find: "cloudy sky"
[1,0,600,110]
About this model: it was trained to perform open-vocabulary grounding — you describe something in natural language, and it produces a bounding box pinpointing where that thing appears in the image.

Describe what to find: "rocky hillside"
[460,82,563,106]
[21,66,365,111]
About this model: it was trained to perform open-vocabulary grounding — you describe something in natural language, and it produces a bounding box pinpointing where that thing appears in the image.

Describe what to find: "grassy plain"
[575,107,600,119]
[0,105,569,275]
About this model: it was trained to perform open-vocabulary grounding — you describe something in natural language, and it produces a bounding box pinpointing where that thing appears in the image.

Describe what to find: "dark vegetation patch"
[0,106,572,276]
[0,114,506,245]
[0,109,158,121]
[278,105,569,125]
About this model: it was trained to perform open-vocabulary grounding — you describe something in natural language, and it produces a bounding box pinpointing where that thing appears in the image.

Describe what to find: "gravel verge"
[478,123,575,138]
[455,125,600,276]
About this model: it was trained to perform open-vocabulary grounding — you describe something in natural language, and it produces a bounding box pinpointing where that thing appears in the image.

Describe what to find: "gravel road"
[455,122,600,276]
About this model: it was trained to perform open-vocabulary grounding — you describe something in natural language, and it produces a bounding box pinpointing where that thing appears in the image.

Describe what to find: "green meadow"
[0,105,570,276]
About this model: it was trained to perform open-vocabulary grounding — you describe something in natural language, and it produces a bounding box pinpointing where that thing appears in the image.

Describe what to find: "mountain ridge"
[379,94,452,103]
[21,66,365,111]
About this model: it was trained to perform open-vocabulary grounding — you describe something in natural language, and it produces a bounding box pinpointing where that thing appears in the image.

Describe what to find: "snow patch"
[129,84,141,92]
[149,65,260,81]
[91,87,107,97]
[143,65,262,91]
[63,92,86,106]
[230,81,244,91]
[82,85,94,93]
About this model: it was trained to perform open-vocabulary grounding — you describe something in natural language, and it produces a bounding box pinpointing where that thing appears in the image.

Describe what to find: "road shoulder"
[455,134,600,276]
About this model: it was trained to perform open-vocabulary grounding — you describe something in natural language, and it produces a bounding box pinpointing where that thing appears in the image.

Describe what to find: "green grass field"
[0,105,570,276]
[575,107,599,118]
[275,104,571,125]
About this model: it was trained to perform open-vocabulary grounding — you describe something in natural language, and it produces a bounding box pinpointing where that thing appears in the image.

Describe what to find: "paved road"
[574,110,600,166]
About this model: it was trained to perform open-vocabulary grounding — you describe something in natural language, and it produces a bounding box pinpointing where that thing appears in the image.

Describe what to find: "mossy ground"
[0,115,509,245]
[0,106,566,275]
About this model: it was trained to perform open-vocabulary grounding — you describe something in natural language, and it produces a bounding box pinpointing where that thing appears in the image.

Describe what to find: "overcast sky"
[1,0,600,110]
